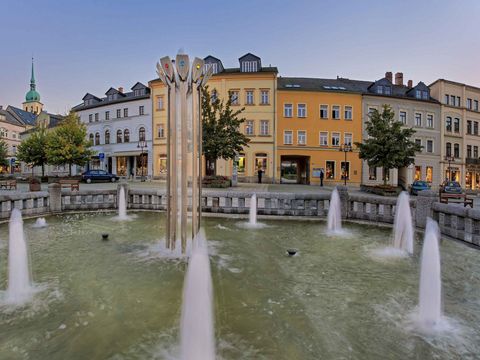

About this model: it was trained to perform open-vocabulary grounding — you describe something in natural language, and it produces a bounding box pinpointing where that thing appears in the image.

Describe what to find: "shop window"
[237,154,245,173]
[255,153,267,172]
[158,155,167,174]
[415,166,421,181]
[426,166,433,183]
[369,166,377,180]
[341,162,350,180]
[326,161,335,179]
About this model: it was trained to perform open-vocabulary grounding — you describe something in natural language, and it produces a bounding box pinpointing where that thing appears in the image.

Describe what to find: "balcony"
[466,158,480,165]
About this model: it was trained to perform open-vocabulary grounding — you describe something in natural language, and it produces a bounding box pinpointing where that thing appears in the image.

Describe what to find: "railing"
[348,193,416,224]
[61,189,117,211]
[432,202,480,246]
[0,191,49,220]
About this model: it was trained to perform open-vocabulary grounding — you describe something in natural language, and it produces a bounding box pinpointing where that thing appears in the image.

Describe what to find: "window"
[369,166,377,180]
[427,114,433,128]
[450,95,455,105]
[454,143,460,158]
[467,120,472,134]
[238,154,245,173]
[284,104,293,117]
[454,118,460,133]
[157,124,165,138]
[415,113,422,127]
[229,90,239,105]
[245,120,254,135]
[260,90,269,105]
[341,162,350,180]
[105,111,110,120]
[284,130,293,144]
[134,88,145,96]
[467,145,472,158]
[426,140,433,153]
[445,95,449,105]
[475,100,479,111]
[89,114,93,123]
[376,86,383,94]
[467,98,472,109]
[204,62,218,74]
[475,146,479,158]
[246,90,254,105]
[399,111,407,124]
[415,166,421,181]
[331,132,340,146]
[241,61,258,72]
[456,96,461,107]
[422,91,428,100]
[332,105,340,119]
[415,139,422,149]
[415,90,421,99]
[344,106,352,120]
[124,129,130,143]
[105,130,110,144]
[139,127,146,141]
[320,105,328,119]
[298,130,306,145]
[344,133,353,146]
[116,109,121,118]
[158,155,167,174]
[426,166,433,183]
[139,106,144,115]
[95,132,100,145]
[320,132,328,146]
[475,122,479,135]
[384,86,391,95]
[446,142,451,156]
[156,96,164,110]
[260,120,269,135]
[368,107,377,116]
[255,153,267,172]
[89,133,94,144]
[297,104,306,117]
[116,130,122,143]
[446,116,452,132]
[326,161,335,179]
[123,108,128,117]
[95,113,99,122]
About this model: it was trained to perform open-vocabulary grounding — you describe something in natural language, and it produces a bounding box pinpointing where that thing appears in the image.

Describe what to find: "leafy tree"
[201,86,250,176]
[0,139,8,167]
[355,104,422,185]
[46,111,94,176]
[17,127,50,176]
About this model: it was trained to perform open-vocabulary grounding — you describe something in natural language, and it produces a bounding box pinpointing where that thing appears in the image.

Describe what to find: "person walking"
[257,168,263,184]
[319,168,324,187]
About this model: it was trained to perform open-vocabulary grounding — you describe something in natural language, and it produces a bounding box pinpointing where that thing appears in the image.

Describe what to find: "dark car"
[410,180,431,195]
[82,170,119,183]
[440,181,463,194]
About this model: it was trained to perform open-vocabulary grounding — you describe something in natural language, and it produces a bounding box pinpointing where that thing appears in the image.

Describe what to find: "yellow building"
[276,77,364,185]
[149,53,277,182]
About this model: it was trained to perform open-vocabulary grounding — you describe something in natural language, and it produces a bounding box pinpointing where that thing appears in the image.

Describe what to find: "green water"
[0,212,479,359]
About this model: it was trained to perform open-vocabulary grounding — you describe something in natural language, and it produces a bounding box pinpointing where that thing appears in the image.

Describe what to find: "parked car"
[82,170,119,183]
[440,181,463,194]
[410,180,431,195]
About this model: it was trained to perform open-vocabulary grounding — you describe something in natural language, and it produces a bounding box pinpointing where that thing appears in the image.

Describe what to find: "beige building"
[430,79,480,189]
[149,53,277,182]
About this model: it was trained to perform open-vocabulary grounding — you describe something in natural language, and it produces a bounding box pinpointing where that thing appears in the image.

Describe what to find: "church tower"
[22,58,43,114]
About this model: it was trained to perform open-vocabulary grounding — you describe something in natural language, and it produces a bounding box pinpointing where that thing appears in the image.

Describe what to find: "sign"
[312,168,322,178]
[99,153,105,160]
[10,158,16,165]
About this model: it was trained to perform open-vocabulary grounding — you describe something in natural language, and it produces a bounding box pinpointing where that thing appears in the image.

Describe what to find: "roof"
[7,106,37,126]
[21,112,64,135]
[72,86,151,111]
[429,78,480,93]
[0,109,25,128]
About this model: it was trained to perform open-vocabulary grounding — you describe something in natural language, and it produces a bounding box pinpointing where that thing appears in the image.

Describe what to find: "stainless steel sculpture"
[156,54,213,253]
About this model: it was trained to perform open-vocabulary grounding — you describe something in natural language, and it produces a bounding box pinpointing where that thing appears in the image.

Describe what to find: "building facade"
[429,79,480,189]
[276,77,364,185]
[0,107,25,174]
[149,53,277,182]
[363,72,442,188]
[72,83,152,179]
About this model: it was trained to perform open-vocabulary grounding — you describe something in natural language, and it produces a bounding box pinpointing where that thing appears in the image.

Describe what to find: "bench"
[0,179,17,190]
[58,179,80,191]
[439,191,473,208]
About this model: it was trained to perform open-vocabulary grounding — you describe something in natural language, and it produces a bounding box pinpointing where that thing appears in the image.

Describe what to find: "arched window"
[116,129,123,143]
[139,127,145,141]
[89,133,94,144]
[95,132,100,145]
[105,130,110,144]
[124,129,130,143]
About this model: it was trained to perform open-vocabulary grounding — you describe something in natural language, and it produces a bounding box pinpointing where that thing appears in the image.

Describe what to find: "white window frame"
[260,120,269,135]
[297,130,307,145]
[426,113,434,128]
[344,106,353,120]
[284,104,293,118]
[246,90,254,105]
[426,139,434,153]
[284,130,293,145]
[399,110,407,124]
[260,90,269,105]
[332,105,340,119]
[319,131,328,146]
[320,104,328,119]
[297,104,307,118]
[332,132,340,146]
[344,133,353,146]
[415,112,422,127]
[245,120,254,135]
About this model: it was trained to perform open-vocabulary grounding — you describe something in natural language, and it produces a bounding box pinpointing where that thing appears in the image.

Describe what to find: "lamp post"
[339,143,353,186]
[444,154,455,181]
[137,140,147,182]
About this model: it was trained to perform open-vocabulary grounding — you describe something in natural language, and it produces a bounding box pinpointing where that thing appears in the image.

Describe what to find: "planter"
[29,183,41,191]
[360,184,402,197]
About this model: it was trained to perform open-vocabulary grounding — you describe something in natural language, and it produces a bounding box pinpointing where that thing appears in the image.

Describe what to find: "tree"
[46,111,94,176]
[355,104,422,185]
[201,86,250,175]
[0,139,8,167]
[17,127,50,176]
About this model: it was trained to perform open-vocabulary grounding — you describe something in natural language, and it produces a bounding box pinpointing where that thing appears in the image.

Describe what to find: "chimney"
[0,105,2,110]
[395,72,404,86]
[385,72,393,83]
[118,87,124,93]
[407,80,413,88]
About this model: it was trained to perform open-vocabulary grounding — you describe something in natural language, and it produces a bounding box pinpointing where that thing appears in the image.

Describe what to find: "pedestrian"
[319,168,324,187]
[257,168,263,184]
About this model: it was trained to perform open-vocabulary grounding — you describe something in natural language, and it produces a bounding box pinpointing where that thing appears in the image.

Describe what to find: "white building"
[72,83,153,179]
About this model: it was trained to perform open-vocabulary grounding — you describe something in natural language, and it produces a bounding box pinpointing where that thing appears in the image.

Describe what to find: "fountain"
[418,218,442,329]
[249,194,257,226]
[5,209,33,305]
[180,228,215,360]
[118,186,128,220]
[32,217,47,228]
[327,188,342,233]
[393,192,414,254]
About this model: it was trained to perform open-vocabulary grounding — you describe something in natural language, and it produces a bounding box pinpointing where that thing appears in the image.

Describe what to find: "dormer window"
[384,86,391,95]
[416,90,421,99]
[108,94,117,101]
[134,89,145,96]
[422,91,428,100]
[376,86,383,94]
[204,63,218,74]
[241,61,258,72]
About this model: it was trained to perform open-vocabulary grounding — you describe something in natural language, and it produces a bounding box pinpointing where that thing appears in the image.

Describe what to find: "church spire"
[30,57,36,91]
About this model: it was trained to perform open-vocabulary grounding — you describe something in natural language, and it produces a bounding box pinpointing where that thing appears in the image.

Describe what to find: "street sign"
[10,158,15,165]
[99,153,105,160]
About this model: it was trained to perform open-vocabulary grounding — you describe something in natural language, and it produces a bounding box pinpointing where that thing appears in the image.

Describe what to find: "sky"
[1,0,479,114]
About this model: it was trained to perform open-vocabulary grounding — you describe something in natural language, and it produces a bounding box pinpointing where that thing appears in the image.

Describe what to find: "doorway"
[280,156,310,184]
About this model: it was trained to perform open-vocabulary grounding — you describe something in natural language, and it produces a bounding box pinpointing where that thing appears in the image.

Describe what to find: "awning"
[113,151,143,157]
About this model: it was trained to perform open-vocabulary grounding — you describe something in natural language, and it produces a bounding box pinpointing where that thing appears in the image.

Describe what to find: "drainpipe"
[272,75,277,184]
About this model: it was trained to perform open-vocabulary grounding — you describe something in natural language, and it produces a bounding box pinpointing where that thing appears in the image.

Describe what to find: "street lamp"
[137,140,147,182]
[444,154,455,181]
[339,143,353,186]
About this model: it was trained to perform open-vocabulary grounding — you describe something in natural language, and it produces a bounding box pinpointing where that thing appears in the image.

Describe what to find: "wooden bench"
[439,191,473,208]
[58,179,80,191]
[0,179,17,190]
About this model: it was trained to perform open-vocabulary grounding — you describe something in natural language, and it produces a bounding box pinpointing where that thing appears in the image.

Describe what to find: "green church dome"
[25,89,40,102]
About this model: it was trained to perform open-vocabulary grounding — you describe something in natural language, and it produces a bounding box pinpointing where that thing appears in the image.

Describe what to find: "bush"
[360,184,402,196]
[202,175,231,188]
